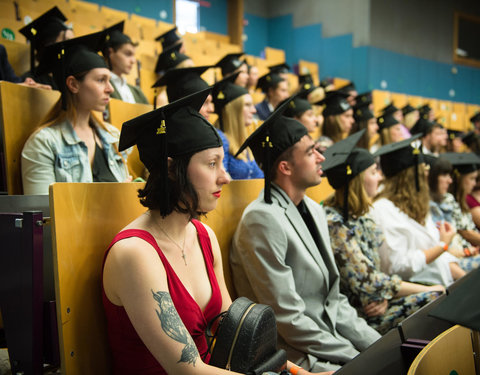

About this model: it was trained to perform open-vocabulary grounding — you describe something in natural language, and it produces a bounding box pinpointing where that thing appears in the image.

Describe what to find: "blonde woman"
[323,133,443,334]
[213,80,263,179]
[370,137,465,286]
[21,33,130,195]
[378,113,404,145]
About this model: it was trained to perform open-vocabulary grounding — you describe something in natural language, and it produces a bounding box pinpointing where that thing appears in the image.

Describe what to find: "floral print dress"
[325,206,441,334]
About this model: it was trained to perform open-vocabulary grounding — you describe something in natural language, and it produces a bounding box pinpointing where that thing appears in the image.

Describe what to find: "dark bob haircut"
[428,157,453,203]
[137,153,200,219]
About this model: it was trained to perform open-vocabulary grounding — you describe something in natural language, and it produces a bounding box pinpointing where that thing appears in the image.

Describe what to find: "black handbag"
[206,297,287,375]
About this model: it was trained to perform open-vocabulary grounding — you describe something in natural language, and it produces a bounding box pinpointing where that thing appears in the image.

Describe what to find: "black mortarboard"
[377,113,399,130]
[337,81,356,95]
[423,153,438,168]
[462,131,479,149]
[470,112,480,124]
[410,117,434,137]
[212,78,248,116]
[319,90,351,117]
[283,97,312,118]
[256,72,285,93]
[319,77,334,89]
[323,130,374,219]
[354,106,374,123]
[235,96,308,203]
[297,73,315,97]
[19,6,70,73]
[215,53,246,77]
[355,92,372,107]
[418,104,432,119]
[402,104,416,116]
[154,44,190,74]
[429,268,480,332]
[381,103,399,116]
[152,65,212,102]
[268,63,290,75]
[103,21,134,49]
[40,30,107,109]
[447,129,464,141]
[442,152,480,175]
[119,88,222,216]
[374,134,424,191]
[155,26,182,50]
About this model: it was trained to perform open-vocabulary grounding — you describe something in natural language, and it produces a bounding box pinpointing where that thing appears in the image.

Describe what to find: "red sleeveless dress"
[102,219,222,375]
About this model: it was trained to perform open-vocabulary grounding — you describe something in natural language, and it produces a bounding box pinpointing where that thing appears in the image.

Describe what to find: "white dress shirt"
[110,72,135,104]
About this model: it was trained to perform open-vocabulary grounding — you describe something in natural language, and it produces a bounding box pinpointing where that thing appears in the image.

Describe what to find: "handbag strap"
[203,310,227,361]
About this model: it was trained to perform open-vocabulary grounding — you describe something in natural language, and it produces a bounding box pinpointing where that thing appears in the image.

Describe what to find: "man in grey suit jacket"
[230,96,381,373]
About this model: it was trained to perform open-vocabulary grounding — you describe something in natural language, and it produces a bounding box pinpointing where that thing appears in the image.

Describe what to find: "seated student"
[231,100,381,373]
[370,136,465,286]
[402,104,419,131]
[102,89,330,375]
[355,92,373,111]
[428,155,480,272]
[155,26,185,54]
[19,6,74,89]
[153,65,214,120]
[268,62,290,81]
[21,32,130,195]
[446,130,465,153]
[351,103,379,152]
[470,113,480,136]
[212,76,263,179]
[323,132,444,335]
[337,81,357,106]
[380,103,410,139]
[245,61,259,95]
[102,22,149,104]
[283,96,318,133]
[462,131,480,154]
[418,104,435,122]
[320,90,355,144]
[153,45,194,107]
[410,118,445,156]
[378,112,404,145]
[467,173,480,230]
[215,53,249,88]
[255,72,289,120]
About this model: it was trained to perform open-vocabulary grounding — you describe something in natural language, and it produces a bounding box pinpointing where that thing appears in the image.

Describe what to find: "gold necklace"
[158,225,188,266]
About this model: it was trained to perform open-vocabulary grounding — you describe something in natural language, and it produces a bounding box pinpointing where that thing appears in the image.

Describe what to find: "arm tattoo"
[151,290,199,366]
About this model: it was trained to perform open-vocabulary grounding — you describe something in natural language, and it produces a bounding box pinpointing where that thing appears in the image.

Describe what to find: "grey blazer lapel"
[271,186,331,281]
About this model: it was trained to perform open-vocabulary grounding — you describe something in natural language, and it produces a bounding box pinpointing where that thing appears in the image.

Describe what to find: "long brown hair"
[376,164,430,225]
[454,172,474,213]
[323,115,344,143]
[324,170,372,218]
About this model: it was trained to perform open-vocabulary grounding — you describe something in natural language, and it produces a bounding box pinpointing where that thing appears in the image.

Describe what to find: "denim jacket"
[21,119,129,195]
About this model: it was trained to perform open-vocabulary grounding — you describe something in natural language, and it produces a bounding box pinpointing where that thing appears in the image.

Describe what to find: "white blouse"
[370,198,458,286]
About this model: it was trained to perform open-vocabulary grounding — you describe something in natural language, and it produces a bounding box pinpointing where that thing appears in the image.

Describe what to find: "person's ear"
[277,160,292,176]
[65,75,79,94]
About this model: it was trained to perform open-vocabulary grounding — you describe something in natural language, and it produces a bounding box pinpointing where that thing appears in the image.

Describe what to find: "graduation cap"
[319,77,334,89]
[256,72,285,93]
[354,106,374,123]
[212,76,248,129]
[418,104,432,119]
[297,73,315,97]
[429,267,480,332]
[402,104,416,116]
[470,112,480,124]
[355,92,372,107]
[447,129,464,141]
[19,6,70,74]
[323,129,374,219]
[381,103,399,117]
[442,152,480,175]
[283,96,312,118]
[374,134,424,190]
[377,113,399,130]
[154,44,190,74]
[337,81,356,95]
[152,65,212,102]
[423,153,439,168]
[235,95,308,203]
[215,53,246,77]
[461,131,479,149]
[410,117,434,137]
[102,21,135,50]
[318,90,351,117]
[268,63,290,75]
[155,26,182,50]
[40,30,108,109]
[119,88,222,216]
